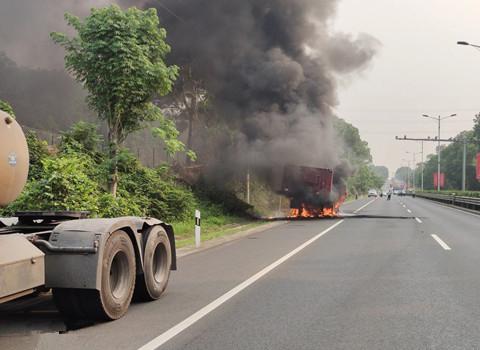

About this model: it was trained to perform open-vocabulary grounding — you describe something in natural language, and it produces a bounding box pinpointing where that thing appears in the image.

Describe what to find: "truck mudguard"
[44,217,176,290]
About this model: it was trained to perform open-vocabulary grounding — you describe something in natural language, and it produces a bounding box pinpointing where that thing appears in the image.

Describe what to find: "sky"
[332,0,480,177]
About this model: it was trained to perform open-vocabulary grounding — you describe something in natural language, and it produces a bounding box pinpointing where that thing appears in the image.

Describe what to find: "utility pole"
[462,137,467,191]
[421,141,424,191]
[246,167,251,204]
[422,114,457,191]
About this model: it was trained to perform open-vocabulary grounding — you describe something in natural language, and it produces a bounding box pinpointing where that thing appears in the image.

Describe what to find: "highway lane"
[155,196,480,350]
[5,196,480,349]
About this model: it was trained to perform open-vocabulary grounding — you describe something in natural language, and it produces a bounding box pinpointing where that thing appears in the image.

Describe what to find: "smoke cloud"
[148,0,379,183]
[0,0,379,196]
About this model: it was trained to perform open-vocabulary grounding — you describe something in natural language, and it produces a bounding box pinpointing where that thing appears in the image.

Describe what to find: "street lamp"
[457,41,480,191]
[457,41,480,49]
[422,113,457,191]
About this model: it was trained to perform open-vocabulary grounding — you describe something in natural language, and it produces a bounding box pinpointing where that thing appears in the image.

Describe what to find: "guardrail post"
[195,209,201,248]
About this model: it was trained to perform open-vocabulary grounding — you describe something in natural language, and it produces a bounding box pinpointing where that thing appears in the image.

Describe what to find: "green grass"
[171,215,267,248]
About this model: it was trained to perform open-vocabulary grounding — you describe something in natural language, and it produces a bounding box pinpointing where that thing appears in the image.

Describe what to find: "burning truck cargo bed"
[278,165,346,218]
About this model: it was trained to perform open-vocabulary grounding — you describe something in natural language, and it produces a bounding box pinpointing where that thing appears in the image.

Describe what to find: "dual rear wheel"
[53,226,171,321]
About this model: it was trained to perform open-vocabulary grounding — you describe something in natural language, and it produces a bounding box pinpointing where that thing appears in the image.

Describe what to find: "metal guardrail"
[416,192,480,211]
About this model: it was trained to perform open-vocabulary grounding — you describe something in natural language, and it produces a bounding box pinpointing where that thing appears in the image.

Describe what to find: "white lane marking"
[402,204,406,208]
[431,234,451,250]
[415,217,423,223]
[353,198,377,213]
[138,220,345,350]
[407,209,412,213]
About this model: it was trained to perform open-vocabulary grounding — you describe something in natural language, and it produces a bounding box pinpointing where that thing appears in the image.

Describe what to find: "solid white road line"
[423,199,480,218]
[138,220,345,350]
[353,198,377,213]
[407,209,412,213]
[431,234,451,250]
[415,217,423,223]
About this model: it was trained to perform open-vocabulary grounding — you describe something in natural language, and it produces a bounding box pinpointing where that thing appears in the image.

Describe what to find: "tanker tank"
[0,110,29,206]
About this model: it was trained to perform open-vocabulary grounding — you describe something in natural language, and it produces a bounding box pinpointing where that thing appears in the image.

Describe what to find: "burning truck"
[278,165,346,218]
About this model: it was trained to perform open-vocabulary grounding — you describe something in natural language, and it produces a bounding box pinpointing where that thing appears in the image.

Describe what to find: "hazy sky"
[333,0,480,176]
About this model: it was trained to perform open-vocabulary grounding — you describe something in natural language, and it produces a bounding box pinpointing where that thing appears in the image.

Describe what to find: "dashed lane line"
[431,234,451,251]
[353,198,377,214]
[415,217,423,223]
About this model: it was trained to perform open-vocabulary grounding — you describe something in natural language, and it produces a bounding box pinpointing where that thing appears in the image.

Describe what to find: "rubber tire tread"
[134,226,172,301]
[53,230,136,321]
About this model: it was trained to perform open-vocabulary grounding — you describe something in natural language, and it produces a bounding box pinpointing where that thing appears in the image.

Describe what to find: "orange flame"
[288,195,345,219]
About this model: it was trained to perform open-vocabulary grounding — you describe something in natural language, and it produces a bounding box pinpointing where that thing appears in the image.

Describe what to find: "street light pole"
[421,140,424,191]
[422,113,457,191]
[457,41,480,49]
[457,41,479,191]
[462,137,467,191]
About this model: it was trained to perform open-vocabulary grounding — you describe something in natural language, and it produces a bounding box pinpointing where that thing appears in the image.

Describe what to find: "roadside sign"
[433,173,445,188]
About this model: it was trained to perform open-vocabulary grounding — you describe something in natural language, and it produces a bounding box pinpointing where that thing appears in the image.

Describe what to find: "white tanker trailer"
[0,110,177,320]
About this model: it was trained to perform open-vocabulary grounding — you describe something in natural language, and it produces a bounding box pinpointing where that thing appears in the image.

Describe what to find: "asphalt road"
[3,196,480,349]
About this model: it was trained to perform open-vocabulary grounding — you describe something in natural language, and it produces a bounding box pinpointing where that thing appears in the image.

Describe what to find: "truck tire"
[135,226,172,301]
[53,230,136,320]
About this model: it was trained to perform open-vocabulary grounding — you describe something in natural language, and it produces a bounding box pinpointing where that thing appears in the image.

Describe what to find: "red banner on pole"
[433,173,445,188]
[476,153,480,181]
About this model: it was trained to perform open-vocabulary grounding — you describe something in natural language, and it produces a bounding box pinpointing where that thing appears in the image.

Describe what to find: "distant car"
[368,189,378,197]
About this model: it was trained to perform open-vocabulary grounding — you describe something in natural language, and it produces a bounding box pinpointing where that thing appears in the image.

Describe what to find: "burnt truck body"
[278,165,345,215]
[0,111,176,321]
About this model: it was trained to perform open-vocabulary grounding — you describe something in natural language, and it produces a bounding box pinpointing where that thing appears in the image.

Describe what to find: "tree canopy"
[51,5,180,195]
[334,117,384,194]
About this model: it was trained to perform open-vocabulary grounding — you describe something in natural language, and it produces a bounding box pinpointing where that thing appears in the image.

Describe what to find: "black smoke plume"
[148,0,379,185]
[0,0,379,199]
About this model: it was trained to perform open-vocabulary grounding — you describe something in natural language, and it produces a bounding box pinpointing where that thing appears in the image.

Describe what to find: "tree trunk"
[186,113,194,165]
[108,129,119,198]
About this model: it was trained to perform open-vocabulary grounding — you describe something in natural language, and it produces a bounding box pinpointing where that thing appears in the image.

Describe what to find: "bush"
[97,191,144,217]
[25,131,50,180]
[118,158,197,221]
[3,122,252,223]
[5,155,101,214]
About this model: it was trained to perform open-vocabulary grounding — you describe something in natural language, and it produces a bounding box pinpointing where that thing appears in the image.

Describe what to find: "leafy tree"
[395,166,412,185]
[161,64,206,164]
[59,121,102,157]
[473,113,480,151]
[372,165,389,183]
[0,99,15,117]
[347,165,383,195]
[51,5,178,196]
[25,131,49,180]
[334,117,372,166]
[334,117,383,195]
